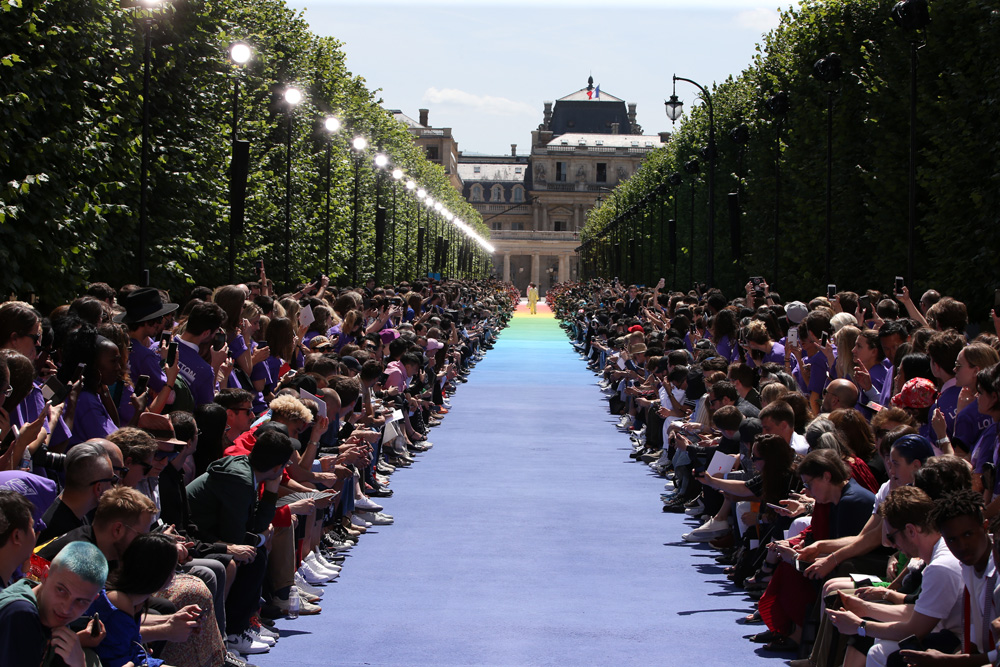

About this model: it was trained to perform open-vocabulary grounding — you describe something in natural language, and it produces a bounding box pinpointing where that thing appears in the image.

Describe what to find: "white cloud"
[422,87,536,117]
[734,7,780,32]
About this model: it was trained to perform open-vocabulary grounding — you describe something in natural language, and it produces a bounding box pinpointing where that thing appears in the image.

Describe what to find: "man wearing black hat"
[116,288,179,396]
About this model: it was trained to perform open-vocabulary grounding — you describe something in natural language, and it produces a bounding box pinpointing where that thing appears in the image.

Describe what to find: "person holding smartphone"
[57,328,123,448]
[115,288,179,398]
[174,301,229,407]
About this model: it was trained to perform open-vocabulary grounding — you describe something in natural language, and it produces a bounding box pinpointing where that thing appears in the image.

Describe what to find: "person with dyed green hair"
[0,540,107,667]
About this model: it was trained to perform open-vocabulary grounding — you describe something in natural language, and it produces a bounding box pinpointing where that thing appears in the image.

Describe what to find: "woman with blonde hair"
[832,324,860,382]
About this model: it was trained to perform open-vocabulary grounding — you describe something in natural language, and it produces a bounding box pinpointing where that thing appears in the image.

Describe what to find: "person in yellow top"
[526,283,539,315]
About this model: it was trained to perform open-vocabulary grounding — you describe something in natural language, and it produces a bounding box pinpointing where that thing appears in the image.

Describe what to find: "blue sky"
[285,0,786,155]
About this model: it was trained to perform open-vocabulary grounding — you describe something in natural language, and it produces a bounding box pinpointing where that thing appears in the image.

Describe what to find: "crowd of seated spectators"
[551,277,1000,667]
[0,267,516,667]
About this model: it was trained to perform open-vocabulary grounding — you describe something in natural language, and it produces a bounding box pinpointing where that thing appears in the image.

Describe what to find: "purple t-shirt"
[262,356,284,394]
[129,337,167,393]
[0,471,58,531]
[175,338,217,406]
[715,334,736,363]
[13,384,71,445]
[793,349,832,395]
[66,390,116,448]
[954,401,993,454]
[931,383,961,436]
[971,422,999,474]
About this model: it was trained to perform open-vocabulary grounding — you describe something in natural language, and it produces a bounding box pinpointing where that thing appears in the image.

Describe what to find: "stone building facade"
[395,79,668,294]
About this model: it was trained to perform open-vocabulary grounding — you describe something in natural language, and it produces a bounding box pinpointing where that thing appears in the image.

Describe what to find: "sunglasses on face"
[153,449,180,462]
[90,474,120,486]
[113,465,129,477]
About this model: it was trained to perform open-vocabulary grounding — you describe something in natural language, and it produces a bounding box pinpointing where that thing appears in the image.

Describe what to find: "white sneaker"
[305,551,340,573]
[681,518,730,543]
[304,552,340,575]
[226,630,270,655]
[310,549,342,571]
[294,570,326,598]
[299,561,337,585]
[684,500,706,516]
[248,627,275,647]
[350,514,373,528]
[354,496,383,512]
[356,510,394,525]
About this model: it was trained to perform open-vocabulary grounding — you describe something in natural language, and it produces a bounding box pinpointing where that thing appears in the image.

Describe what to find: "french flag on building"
[594,85,600,99]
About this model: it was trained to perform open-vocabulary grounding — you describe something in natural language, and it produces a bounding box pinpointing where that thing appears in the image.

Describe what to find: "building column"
[533,203,540,231]
[531,253,540,285]
[541,206,549,231]
[574,204,581,230]
[502,252,511,282]
[558,254,569,283]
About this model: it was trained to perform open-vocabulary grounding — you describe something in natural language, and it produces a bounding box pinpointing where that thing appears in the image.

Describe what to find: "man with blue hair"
[0,540,107,667]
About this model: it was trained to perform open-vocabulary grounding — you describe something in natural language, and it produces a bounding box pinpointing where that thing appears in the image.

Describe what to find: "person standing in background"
[527,283,539,315]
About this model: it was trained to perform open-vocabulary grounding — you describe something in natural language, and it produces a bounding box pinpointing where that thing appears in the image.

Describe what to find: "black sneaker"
[225,651,259,667]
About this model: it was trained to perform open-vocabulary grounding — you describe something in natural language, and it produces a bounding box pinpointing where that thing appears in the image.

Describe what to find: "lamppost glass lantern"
[229,42,251,65]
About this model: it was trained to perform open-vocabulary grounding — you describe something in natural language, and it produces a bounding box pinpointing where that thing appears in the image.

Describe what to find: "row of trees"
[1,0,490,308]
[580,0,999,321]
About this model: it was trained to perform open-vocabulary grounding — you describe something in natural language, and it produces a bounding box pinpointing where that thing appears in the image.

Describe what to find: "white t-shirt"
[913,537,964,635]
[962,550,1000,653]
[873,481,892,516]
[790,432,809,456]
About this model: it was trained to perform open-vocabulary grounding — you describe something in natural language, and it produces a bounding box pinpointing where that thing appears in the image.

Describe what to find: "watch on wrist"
[857,620,867,637]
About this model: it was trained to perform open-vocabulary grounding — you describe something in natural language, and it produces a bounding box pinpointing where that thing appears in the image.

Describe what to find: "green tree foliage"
[581,0,999,318]
[0,0,489,308]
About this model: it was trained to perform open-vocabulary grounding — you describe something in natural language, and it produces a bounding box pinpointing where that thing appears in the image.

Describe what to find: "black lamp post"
[683,159,700,286]
[666,75,716,286]
[391,169,403,280]
[227,42,251,284]
[812,53,842,285]
[321,116,340,276]
[282,86,302,289]
[766,92,790,286]
[350,136,368,286]
[891,0,930,288]
[134,0,171,284]
[405,180,416,278]
[668,172,682,288]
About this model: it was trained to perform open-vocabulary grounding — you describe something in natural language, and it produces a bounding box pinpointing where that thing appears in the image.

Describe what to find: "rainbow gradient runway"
[252,304,778,666]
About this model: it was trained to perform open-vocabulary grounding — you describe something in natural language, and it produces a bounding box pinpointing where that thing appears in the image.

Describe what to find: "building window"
[471,184,483,201]
[515,167,522,174]
[491,184,505,202]
[511,222,523,231]
[556,162,566,182]
[554,221,565,232]
[473,165,481,173]
[596,163,607,183]
[512,185,524,203]
[426,146,439,160]
[491,222,501,231]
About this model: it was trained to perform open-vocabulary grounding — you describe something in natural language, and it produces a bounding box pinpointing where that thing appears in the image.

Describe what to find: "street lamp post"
[227,42,251,284]
[666,75,716,286]
[322,116,340,276]
[892,0,930,288]
[350,136,367,286]
[683,159,700,286]
[813,53,842,285]
[766,92,789,286]
[135,0,172,284]
[391,169,403,281]
[405,180,416,277]
[668,172,682,289]
[373,154,388,285]
[282,86,302,289]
